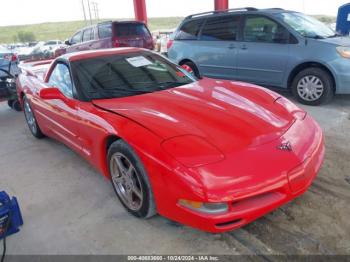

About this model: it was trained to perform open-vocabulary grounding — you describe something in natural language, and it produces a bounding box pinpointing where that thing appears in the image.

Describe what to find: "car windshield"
[71,51,195,100]
[276,12,335,38]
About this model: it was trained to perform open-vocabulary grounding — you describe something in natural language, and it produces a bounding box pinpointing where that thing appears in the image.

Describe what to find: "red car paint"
[17,48,325,233]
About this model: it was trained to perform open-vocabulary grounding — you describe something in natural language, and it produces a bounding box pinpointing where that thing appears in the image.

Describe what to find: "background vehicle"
[0,46,21,110]
[168,7,350,105]
[17,48,324,233]
[65,21,154,53]
[17,41,66,61]
[152,29,175,55]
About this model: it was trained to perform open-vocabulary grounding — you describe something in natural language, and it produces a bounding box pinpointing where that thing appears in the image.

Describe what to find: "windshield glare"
[276,12,334,38]
[72,52,195,100]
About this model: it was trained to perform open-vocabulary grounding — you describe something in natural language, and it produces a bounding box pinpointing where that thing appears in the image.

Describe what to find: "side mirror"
[64,39,71,46]
[39,87,66,100]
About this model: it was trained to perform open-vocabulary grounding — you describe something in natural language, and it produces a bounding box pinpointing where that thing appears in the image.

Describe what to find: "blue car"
[168,7,350,105]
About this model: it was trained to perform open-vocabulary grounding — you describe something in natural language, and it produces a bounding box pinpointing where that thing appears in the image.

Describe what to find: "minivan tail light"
[167,39,174,50]
[113,38,120,48]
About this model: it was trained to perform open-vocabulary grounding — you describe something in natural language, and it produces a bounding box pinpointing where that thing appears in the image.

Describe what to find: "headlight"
[178,199,228,214]
[161,135,224,167]
[336,46,350,58]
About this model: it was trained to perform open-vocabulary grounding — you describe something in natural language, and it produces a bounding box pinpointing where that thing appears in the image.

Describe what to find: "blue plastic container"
[336,3,350,35]
[0,191,23,239]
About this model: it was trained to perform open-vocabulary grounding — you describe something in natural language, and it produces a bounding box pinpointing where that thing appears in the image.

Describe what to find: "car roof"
[77,20,145,32]
[61,47,146,62]
[184,7,293,20]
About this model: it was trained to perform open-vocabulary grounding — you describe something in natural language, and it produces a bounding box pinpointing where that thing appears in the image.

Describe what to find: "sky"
[0,0,349,26]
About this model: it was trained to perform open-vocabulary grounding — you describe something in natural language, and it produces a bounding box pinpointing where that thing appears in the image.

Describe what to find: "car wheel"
[108,140,156,218]
[11,100,22,112]
[23,96,44,138]
[7,100,14,108]
[291,67,334,106]
[181,61,200,78]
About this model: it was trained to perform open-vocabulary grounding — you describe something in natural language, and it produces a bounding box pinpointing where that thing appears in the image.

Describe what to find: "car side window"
[243,16,290,44]
[176,19,204,40]
[82,28,93,42]
[98,23,112,38]
[48,63,74,98]
[200,15,240,41]
[71,31,82,45]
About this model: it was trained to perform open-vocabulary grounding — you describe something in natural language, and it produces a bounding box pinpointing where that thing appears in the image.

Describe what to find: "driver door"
[41,62,82,153]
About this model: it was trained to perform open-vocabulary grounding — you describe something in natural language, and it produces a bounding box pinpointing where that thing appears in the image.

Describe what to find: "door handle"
[228,44,235,49]
[241,45,248,50]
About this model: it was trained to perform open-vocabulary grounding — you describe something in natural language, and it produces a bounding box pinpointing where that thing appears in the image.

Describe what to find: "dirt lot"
[1,93,350,255]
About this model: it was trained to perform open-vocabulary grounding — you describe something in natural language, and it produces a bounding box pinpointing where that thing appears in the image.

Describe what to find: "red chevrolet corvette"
[17,48,324,233]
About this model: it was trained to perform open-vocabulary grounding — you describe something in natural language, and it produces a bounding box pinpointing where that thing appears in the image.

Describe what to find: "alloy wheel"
[24,99,37,134]
[110,153,143,211]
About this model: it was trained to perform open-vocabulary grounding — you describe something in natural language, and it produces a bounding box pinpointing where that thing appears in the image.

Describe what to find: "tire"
[7,100,14,108]
[11,100,22,112]
[108,140,156,218]
[23,96,45,138]
[181,61,200,79]
[291,67,334,106]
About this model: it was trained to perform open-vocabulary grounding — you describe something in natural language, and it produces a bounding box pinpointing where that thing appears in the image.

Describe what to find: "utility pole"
[91,2,99,21]
[81,0,87,25]
[95,2,99,21]
[87,0,93,25]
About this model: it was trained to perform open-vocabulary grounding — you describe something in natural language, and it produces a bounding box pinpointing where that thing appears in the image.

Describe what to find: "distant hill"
[0,17,183,44]
[313,15,336,24]
[0,15,336,44]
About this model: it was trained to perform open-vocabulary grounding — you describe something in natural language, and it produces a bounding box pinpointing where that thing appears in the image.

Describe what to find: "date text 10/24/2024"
[127,256,219,261]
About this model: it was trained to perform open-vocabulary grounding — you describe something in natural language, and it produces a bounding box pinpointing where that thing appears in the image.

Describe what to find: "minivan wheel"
[291,67,334,106]
[181,61,200,78]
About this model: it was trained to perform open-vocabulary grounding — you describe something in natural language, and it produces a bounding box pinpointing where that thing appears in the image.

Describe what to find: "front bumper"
[328,58,350,94]
[155,115,325,233]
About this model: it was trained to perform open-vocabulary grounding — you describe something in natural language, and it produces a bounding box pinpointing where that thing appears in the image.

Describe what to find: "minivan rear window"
[176,19,204,40]
[114,23,151,38]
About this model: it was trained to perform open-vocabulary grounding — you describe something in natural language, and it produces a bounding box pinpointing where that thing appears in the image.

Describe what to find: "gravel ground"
[1,93,349,255]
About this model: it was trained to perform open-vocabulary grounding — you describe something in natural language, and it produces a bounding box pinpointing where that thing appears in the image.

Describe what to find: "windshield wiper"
[307,35,326,39]
[156,81,189,89]
[327,33,341,38]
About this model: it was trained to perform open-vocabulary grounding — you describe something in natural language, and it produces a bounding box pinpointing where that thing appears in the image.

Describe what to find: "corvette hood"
[93,78,296,153]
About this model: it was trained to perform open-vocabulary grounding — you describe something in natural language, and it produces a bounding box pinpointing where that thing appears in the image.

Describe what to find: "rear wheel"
[181,61,200,78]
[291,67,334,106]
[108,140,156,218]
[23,96,44,138]
[11,100,22,111]
[7,100,14,108]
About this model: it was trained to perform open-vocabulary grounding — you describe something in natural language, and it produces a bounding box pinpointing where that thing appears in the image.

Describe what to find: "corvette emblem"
[277,141,292,151]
